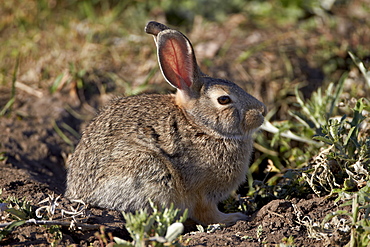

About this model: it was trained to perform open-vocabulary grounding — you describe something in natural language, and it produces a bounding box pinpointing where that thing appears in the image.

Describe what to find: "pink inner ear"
[159,38,193,89]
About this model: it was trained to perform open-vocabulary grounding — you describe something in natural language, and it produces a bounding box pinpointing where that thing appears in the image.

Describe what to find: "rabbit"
[65,21,266,226]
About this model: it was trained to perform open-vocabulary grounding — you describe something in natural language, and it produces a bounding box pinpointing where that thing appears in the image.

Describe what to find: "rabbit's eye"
[217,96,232,105]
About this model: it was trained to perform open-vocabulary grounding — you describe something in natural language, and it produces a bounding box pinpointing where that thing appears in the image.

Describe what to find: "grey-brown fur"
[65,21,266,226]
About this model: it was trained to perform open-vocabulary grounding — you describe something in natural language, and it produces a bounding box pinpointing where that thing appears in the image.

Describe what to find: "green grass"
[0,54,19,116]
[120,201,188,247]
[248,52,370,245]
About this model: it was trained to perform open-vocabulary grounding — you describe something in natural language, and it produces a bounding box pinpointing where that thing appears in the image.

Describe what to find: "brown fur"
[65,21,266,226]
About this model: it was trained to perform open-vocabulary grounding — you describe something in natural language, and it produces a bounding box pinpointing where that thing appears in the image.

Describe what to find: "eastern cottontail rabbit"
[65,21,266,226]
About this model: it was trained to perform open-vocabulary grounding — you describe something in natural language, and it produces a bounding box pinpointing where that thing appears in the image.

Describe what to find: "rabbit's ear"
[145,21,170,37]
[156,30,201,93]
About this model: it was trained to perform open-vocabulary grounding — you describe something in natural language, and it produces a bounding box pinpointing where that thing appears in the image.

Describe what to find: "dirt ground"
[0,75,350,247]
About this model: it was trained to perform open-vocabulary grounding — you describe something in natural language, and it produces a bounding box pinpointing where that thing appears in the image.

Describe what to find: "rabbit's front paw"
[193,202,249,226]
[219,212,249,226]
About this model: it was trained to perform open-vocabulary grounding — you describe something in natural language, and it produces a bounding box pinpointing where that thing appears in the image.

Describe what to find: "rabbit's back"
[66,94,182,210]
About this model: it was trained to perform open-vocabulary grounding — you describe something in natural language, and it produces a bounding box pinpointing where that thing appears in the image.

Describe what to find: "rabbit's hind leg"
[191,198,248,226]
[96,151,184,212]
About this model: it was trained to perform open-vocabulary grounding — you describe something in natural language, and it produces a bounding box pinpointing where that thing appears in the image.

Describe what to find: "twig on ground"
[0,219,100,231]
[15,81,43,98]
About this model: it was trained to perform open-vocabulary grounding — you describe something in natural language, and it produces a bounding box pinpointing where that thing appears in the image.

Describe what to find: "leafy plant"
[281,235,296,246]
[0,195,35,221]
[0,220,26,241]
[252,72,347,197]
[256,224,263,242]
[304,98,370,246]
[285,54,370,245]
[0,193,68,243]
[303,98,370,195]
[303,184,370,247]
[249,53,369,222]
[0,191,35,240]
[120,201,188,247]
[254,72,347,178]
[332,186,370,247]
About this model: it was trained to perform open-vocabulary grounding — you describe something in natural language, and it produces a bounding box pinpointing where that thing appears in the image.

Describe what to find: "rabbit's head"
[146,21,266,139]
